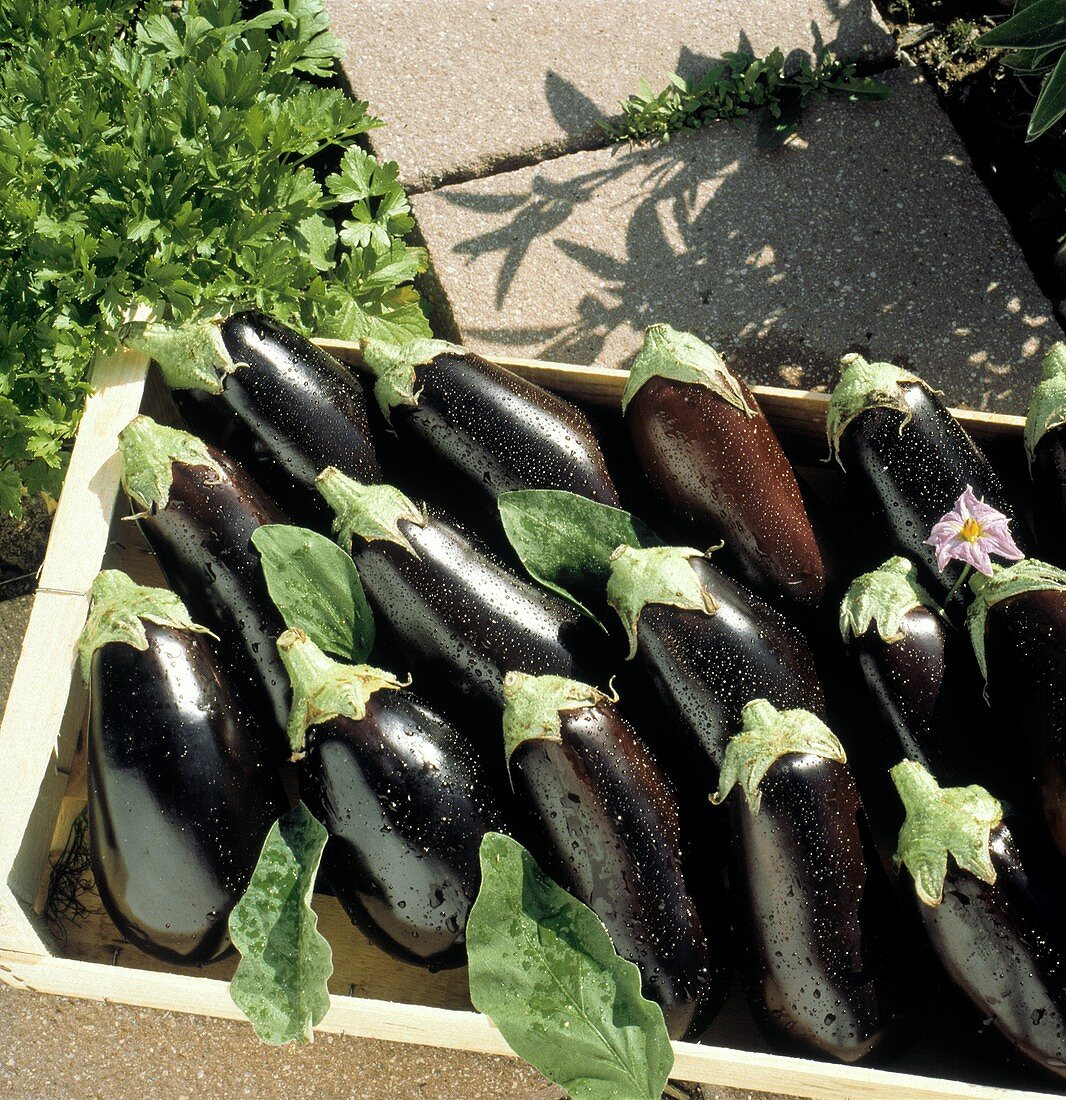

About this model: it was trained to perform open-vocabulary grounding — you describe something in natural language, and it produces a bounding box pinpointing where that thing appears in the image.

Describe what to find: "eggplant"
[79,571,286,965]
[610,545,824,780]
[968,559,1066,861]
[316,469,605,712]
[501,672,728,1040]
[277,630,501,967]
[1026,343,1066,569]
[827,355,1032,607]
[891,761,1066,1082]
[842,559,1066,1079]
[713,700,907,1062]
[623,324,824,610]
[119,415,290,760]
[360,337,618,511]
[124,312,379,527]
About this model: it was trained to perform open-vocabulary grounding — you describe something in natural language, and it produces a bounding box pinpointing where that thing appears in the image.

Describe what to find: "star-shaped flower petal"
[924,485,1024,577]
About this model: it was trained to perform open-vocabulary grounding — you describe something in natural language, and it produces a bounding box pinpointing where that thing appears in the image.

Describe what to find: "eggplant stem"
[940,565,972,612]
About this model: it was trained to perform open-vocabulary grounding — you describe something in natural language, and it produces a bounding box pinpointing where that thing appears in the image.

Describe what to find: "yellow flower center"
[959,517,982,544]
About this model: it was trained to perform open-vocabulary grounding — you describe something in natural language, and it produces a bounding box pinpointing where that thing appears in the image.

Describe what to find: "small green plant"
[978,0,1066,140]
[0,0,429,517]
[607,49,889,146]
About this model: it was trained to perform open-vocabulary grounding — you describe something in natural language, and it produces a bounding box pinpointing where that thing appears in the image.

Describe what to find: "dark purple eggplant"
[501,672,727,1040]
[827,355,1032,607]
[124,313,379,527]
[842,559,1066,1079]
[79,570,286,965]
[119,415,291,760]
[968,559,1066,861]
[1027,343,1066,569]
[277,630,501,968]
[316,468,606,712]
[610,545,824,780]
[891,760,1066,1082]
[623,324,824,610]
[361,336,618,511]
[713,700,908,1063]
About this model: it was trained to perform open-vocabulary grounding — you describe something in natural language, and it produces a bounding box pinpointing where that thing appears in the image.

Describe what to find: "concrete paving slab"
[331,0,895,191]
[411,64,1056,412]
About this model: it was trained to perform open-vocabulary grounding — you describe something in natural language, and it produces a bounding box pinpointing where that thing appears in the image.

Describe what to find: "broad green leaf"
[1029,49,1066,138]
[977,0,1066,50]
[467,833,674,1100]
[252,524,374,662]
[229,803,333,1044]
[498,490,647,621]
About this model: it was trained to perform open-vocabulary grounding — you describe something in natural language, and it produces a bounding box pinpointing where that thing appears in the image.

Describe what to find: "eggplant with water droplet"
[1026,343,1066,568]
[842,558,1066,1080]
[623,324,824,610]
[714,700,908,1062]
[278,630,501,967]
[124,312,380,527]
[501,672,728,1039]
[119,415,290,759]
[360,337,618,511]
[316,469,605,713]
[827,355,1032,606]
[79,571,286,965]
[968,559,1066,861]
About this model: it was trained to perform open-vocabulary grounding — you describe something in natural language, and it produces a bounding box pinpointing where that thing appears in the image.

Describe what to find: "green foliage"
[979,0,1066,140]
[607,49,890,147]
[0,0,429,515]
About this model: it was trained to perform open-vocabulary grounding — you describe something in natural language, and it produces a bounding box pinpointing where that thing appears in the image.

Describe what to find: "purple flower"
[924,486,1025,577]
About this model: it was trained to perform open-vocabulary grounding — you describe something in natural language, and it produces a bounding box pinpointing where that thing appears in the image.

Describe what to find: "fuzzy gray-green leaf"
[229,803,333,1044]
[1024,342,1066,462]
[252,524,374,663]
[501,672,607,763]
[466,832,673,1100]
[826,354,925,464]
[839,556,934,644]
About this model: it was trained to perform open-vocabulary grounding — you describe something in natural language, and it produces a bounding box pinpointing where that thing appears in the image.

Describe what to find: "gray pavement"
[411,64,1054,410]
[329,0,895,191]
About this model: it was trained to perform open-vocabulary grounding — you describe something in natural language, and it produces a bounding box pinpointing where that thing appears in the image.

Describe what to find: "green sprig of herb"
[607,49,890,146]
[0,0,429,516]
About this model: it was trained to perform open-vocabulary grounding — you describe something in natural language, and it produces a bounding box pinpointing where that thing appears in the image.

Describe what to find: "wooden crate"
[0,333,1055,1100]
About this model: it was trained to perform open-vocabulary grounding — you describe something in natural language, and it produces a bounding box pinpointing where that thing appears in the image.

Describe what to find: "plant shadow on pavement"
[428,20,1055,408]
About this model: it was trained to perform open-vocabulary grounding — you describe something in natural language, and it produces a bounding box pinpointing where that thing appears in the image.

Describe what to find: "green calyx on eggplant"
[826,355,1032,606]
[839,556,935,646]
[500,671,728,1039]
[360,336,619,508]
[623,324,824,609]
[711,698,907,1062]
[123,313,380,526]
[499,489,824,778]
[887,759,1066,1080]
[119,414,292,760]
[1026,345,1066,570]
[80,570,286,965]
[317,469,603,711]
[277,628,502,967]
[712,699,847,814]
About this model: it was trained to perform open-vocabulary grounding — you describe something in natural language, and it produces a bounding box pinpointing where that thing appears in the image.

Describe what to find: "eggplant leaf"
[466,832,673,1100]
[229,803,333,1044]
[977,0,1066,51]
[1029,49,1066,138]
[253,524,374,662]
[498,490,648,623]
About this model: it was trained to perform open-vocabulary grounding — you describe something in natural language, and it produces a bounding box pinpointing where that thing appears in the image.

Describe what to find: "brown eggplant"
[79,571,285,965]
[969,560,1066,861]
[501,673,728,1040]
[278,631,501,967]
[828,355,1032,609]
[623,324,824,609]
[714,701,908,1063]
[1027,343,1066,569]
[124,312,380,528]
[361,337,618,511]
[316,469,605,712]
[119,415,290,760]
